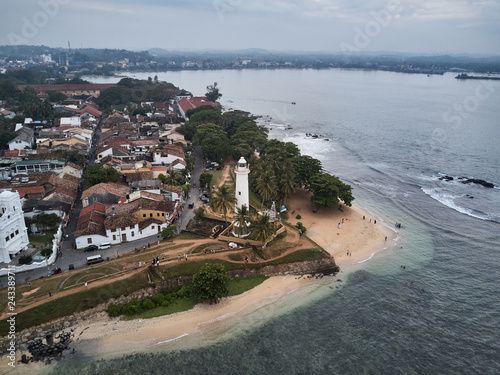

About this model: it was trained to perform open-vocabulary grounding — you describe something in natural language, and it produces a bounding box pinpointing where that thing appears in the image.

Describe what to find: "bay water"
[50,69,500,374]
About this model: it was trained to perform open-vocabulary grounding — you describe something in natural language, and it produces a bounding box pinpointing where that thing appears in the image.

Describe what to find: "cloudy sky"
[1,0,499,55]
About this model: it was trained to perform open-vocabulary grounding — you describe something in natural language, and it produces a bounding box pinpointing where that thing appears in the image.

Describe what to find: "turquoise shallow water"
[49,69,500,374]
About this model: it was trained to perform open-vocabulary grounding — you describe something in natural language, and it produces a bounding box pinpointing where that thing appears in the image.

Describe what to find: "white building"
[0,191,29,263]
[60,117,81,127]
[234,156,250,211]
[8,127,34,151]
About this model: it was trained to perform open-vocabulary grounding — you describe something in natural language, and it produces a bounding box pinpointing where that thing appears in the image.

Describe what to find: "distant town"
[1,45,500,78]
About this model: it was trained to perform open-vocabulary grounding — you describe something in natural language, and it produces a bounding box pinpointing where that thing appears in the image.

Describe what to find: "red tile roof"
[80,202,106,216]
[178,97,216,116]
[80,106,102,117]
[12,186,44,198]
[81,182,131,200]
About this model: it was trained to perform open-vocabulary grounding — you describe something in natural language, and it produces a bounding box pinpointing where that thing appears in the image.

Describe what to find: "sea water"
[50,69,500,374]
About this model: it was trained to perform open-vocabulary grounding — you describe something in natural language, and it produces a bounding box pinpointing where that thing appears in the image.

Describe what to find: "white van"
[87,255,104,265]
[99,242,111,250]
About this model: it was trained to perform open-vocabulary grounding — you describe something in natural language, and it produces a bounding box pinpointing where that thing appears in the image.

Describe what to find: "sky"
[1,0,499,55]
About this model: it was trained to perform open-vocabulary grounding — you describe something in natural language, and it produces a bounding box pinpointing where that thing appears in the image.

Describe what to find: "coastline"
[67,191,388,358]
[0,189,395,372]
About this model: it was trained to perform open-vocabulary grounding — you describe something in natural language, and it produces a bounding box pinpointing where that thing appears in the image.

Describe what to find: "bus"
[86,255,104,265]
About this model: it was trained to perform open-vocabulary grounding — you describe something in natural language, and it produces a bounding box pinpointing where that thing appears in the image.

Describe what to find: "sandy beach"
[2,189,396,369]
[287,189,397,266]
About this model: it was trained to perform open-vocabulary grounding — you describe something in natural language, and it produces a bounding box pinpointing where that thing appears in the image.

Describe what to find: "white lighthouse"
[234,156,250,211]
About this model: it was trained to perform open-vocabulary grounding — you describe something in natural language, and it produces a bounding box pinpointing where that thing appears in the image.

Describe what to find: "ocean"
[48,69,500,374]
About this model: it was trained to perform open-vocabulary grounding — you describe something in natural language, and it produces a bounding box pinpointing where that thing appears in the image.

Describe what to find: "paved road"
[0,142,205,286]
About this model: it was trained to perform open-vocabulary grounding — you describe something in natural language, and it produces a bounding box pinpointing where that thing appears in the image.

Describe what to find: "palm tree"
[256,169,278,206]
[251,214,274,243]
[211,184,235,226]
[278,161,296,205]
[234,205,252,236]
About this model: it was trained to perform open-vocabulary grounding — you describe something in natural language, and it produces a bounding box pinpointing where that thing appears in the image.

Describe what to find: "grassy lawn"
[176,233,205,240]
[226,274,268,296]
[0,244,329,335]
[123,297,198,320]
[28,230,56,245]
[249,190,265,210]
[122,274,268,321]
[190,242,224,254]
[208,169,225,188]
[0,270,152,336]
[60,266,121,289]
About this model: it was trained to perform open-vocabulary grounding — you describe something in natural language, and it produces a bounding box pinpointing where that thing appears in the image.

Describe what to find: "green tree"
[308,173,354,209]
[60,150,84,166]
[0,118,16,149]
[292,155,323,188]
[192,263,229,302]
[233,205,252,237]
[161,224,177,239]
[199,172,213,187]
[277,160,296,204]
[251,214,274,243]
[205,82,222,103]
[256,169,278,205]
[47,91,67,103]
[34,213,61,228]
[83,164,121,186]
[210,184,235,226]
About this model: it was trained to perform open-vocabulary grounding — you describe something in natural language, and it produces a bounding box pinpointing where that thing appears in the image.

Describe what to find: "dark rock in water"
[439,175,454,181]
[469,196,474,199]
[460,178,495,188]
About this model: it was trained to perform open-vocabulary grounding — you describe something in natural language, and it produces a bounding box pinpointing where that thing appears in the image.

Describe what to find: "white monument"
[234,156,249,211]
[0,191,30,263]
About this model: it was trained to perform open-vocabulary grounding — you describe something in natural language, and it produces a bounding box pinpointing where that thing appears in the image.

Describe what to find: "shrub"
[19,255,33,265]
[176,284,192,299]
[296,214,301,220]
[195,208,205,220]
[296,222,307,233]
[151,293,165,306]
[142,298,155,310]
[107,304,122,317]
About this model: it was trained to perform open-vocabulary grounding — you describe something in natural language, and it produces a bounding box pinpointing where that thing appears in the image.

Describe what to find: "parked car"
[51,267,62,275]
[84,245,98,252]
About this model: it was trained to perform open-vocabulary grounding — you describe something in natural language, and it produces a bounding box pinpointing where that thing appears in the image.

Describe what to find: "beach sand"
[3,189,395,367]
[286,189,396,266]
[63,275,314,358]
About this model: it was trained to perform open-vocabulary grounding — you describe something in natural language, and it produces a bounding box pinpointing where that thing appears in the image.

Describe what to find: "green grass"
[0,248,329,336]
[59,266,120,288]
[176,232,205,240]
[208,169,225,188]
[0,270,152,336]
[122,274,268,321]
[190,242,221,254]
[227,253,244,261]
[28,230,56,245]
[249,190,265,210]
[123,297,198,320]
[226,274,268,296]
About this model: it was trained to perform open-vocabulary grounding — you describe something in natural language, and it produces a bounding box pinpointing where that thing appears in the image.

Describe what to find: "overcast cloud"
[1,0,499,55]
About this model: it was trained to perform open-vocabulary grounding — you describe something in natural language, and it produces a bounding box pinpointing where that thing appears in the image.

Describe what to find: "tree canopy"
[205,82,222,103]
[191,263,229,302]
[308,173,354,209]
[83,164,121,186]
